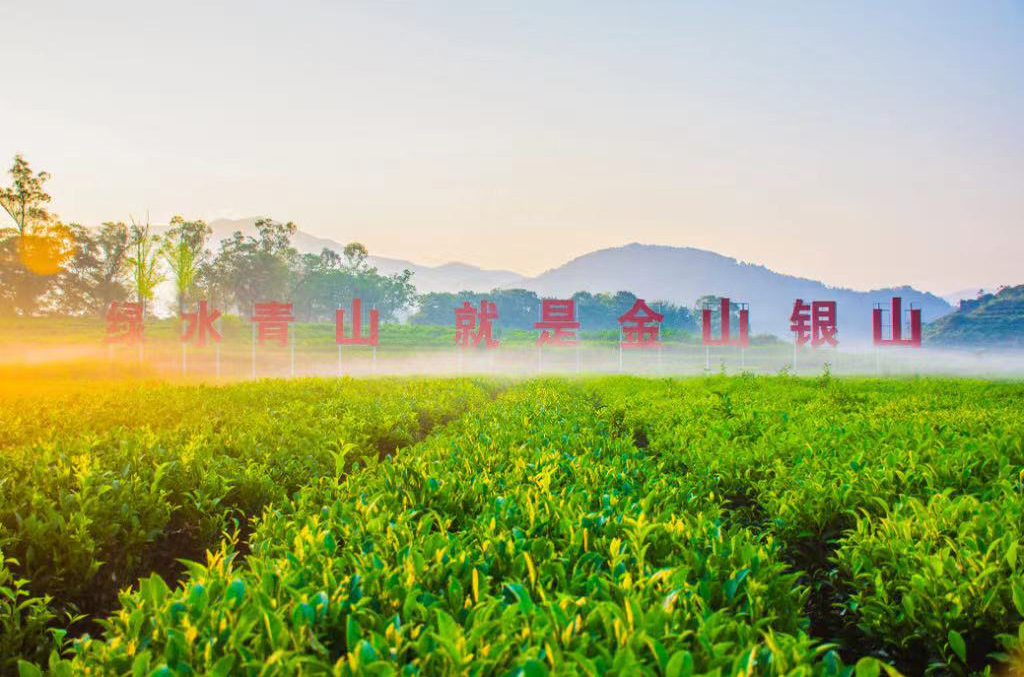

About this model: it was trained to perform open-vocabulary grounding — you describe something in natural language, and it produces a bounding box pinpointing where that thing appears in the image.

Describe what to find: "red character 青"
[618,299,664,349]
[454,300,499,348]
[251,302,294,346]
[790,299,838,347]
[105,301,145,344]
[872,297,921,347]
[181,300,222,347]
[535,299,579,346]
[337,298,379,346]
[701,297,749,348]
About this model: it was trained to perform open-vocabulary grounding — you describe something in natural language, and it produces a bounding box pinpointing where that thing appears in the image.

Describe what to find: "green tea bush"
[51,382,853,676]
[0,377,499,654]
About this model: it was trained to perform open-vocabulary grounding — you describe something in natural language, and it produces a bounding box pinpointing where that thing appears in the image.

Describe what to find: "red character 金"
[872,297,921,347]
[454,300,499,348]
[105,301,144,344]
[790,299,838,347]
[618,299,664,349]
[701,297,749,348]
[181,301,222,347]
[535,299,579,346]
[336,298,379,346]
[251,302,294,347]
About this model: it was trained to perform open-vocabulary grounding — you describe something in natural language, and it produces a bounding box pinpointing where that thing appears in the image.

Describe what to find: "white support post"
[290,325,296,378]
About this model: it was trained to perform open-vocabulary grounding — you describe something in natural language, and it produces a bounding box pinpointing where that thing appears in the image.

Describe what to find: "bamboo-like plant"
[126,217,164,315]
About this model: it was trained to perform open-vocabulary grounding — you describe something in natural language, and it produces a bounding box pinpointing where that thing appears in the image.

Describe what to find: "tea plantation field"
[2,375,1023,676]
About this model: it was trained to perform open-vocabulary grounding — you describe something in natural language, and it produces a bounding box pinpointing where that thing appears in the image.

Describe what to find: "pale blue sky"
[2,1,1021,293]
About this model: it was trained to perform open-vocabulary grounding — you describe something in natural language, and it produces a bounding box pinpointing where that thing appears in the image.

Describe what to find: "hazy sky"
[2,1,1021,293]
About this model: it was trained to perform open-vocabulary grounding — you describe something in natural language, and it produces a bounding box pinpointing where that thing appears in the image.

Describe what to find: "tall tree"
[209,218,299,314]
[0,155,73,315]
[161,216,211,314]
[126,220,164,315]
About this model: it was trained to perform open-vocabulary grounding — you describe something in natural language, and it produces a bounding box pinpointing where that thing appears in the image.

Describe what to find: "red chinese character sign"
[454,300,499,348]
[251,302,294,346]
[872,297,921,347]
[701,297,748,348]
[790,299,838,347]
[181,301,222,347]
[336,298,379,346]
[618,299,664,349]
[535,299,579,346]
[105,301,144,344]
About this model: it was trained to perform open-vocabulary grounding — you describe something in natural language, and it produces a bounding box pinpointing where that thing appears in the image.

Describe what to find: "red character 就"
[454,300,499,348]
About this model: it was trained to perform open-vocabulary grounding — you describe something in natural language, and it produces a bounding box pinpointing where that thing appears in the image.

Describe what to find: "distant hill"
[203,218,527,294]
[927,285,1024,347]
[941,287,995,305]
[506,243,951,341]
[187,221,951,341]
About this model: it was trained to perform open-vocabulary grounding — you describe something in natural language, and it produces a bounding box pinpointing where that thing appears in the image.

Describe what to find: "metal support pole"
[372,346,377,373]
[215,315,221,378]
[251,321,256,379]
[290,325,296,378]
[337,344,343,376]
[705,346,710,371]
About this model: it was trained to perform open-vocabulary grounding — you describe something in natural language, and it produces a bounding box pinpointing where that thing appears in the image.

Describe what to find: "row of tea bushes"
[43,381,867,676]
[0,377,501,671]
[586,375,1024,674]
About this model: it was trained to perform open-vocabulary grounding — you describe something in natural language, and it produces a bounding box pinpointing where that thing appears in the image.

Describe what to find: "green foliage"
[6,374,1024,675]
[412,290,698,332]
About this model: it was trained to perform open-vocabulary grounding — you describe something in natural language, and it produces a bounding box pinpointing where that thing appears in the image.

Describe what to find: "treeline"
[0,155,414,321]
[1,154,742,332]
[412,290,700,332]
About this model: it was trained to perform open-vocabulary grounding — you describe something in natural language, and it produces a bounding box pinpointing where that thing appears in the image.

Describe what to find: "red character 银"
[790,299,838,347]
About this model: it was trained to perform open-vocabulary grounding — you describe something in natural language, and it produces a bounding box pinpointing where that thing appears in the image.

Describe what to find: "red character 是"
[336,298,379,346]
[181,301,222,347]
[872,297,921,347]
[701,297,749,348]
[454,300,499,348]
[251,302,294,347]
[535,299,579,346]
[105,301,144,344]
[790,299,838,347]
[618,299,664,349]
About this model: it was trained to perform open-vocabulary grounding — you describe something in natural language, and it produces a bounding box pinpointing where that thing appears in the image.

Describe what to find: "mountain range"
[203,217,952,341]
